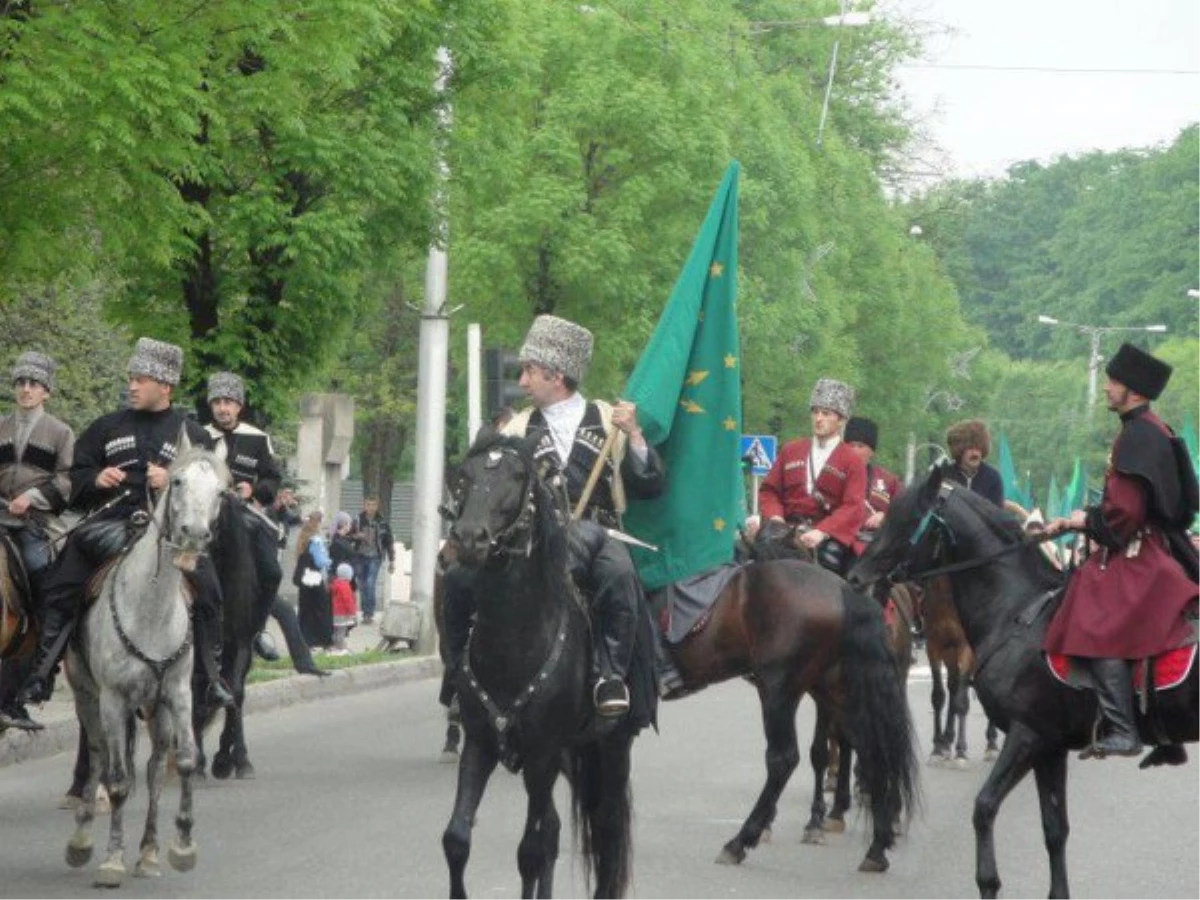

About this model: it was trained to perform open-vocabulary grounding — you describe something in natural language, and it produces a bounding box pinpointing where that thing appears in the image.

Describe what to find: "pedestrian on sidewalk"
[352,496,395,624]
[329,562,357,656]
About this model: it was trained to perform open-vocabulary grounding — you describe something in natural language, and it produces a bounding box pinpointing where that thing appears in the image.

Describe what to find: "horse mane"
[939,466,1064,590]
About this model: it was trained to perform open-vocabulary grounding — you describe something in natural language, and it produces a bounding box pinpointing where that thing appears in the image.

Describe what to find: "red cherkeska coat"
[853,464,903,556]
[759,438,867,548]
[1044,423,1197,660]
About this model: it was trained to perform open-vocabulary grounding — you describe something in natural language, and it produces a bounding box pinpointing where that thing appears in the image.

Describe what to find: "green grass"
[245,648,415,684]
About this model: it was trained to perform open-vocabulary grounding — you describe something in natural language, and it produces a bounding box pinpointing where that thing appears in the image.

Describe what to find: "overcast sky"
[883,0,1200,180]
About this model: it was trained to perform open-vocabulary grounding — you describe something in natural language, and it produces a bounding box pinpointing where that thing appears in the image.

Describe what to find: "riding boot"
[653,634,686,700]
[16,603,73,711]
[270,598,329,677]
[592,586,636,718]
[1082,658,1142,759]
[0,653,44,731]
[193,607,235,710]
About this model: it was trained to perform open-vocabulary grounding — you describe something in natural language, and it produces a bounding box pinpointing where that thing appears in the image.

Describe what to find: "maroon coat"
[1044,416,1197,659]
[759,438,867,547]
[853,464,903,556]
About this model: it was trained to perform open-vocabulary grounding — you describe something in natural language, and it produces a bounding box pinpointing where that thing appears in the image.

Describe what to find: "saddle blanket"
[1045,645,1196,692]
[650,563,742,646]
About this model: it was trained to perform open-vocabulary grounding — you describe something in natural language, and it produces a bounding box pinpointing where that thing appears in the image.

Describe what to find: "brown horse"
[663,558,919,874]
[0,527,40,729]
[921,575,1000,765]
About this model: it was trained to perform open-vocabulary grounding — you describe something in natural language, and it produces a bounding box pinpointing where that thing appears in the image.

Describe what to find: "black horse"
[849,461,1198,898]
[441,433,644,899]
[192,495,265,780]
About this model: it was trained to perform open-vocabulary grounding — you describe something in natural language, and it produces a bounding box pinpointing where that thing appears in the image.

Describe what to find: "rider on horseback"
[1044,343,1199,760]
[442,315,665,718]
[14,339,234,728]
[756,377,867,577]
[0,352,75,731]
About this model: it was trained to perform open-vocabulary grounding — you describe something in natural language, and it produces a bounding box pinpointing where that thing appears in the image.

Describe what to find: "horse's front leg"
[951,676,972,764]
[984,718,1001,761]
[930,661,949,759]
[165,680,199,873]
[519,754,561,899]
[135,707,171,878]
[215,649,253,779]
[94,693,132,887]
[972,723,1040,898]
[1033,747,1070,899]
[66,693,104,870]
[443,735,499,899]
[718,677,802,864]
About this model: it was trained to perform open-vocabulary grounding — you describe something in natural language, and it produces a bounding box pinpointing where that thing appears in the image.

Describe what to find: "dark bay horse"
[441,434,643,898]
[921,575,999,765]
[849,461,1198,898]
[665,553,919,873]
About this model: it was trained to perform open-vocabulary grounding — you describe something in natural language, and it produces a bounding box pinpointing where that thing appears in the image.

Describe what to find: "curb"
[0,654,442,769]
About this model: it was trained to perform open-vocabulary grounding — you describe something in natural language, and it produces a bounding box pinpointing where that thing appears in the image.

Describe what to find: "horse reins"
[886,483,1060,585]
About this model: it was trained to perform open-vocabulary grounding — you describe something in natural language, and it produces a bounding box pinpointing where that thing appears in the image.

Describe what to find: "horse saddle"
[75,513,149,566]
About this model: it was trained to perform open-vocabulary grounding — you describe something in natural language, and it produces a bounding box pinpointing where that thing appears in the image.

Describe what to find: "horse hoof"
[954,757,970,770]
[211,753,233,780]
[801,827,826,846]
[927,752,949,766]
[714,845,745,865]
[858,855,889,873]
[760,827,772,844]
[984,749,999,762]
[94,860,125,888]
[439,750,459,765]
[822,818,846,834]
[65,837,94,868]
[235,761,256,780]
[168,842,197,872]
[134,859,162,879]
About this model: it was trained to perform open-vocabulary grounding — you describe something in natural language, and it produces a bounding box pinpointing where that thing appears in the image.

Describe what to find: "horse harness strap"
[107,584,193,680]
[459,608,571,772]
[971,588,1059,681]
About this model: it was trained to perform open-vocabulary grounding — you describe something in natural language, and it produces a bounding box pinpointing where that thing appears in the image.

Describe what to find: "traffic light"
[484,347,524,420]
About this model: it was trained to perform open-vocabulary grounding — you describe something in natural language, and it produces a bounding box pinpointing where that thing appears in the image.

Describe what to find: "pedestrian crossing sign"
[740,434,777,476]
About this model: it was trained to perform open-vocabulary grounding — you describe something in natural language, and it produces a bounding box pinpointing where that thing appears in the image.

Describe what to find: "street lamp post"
[1036,315,1168,420]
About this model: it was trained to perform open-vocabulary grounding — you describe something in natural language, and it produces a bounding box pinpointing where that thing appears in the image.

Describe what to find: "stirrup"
[593,678,630,717]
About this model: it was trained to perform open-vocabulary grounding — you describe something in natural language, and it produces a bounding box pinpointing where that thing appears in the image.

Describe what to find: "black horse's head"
[848,460,954,593]
[446,430,544,567]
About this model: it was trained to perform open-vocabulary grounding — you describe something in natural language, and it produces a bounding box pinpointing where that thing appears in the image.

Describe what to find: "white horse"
[65,447,229,887]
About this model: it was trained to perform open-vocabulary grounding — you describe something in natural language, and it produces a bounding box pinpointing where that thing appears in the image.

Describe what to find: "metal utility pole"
[380,46,454,655]
[467,323,482,445]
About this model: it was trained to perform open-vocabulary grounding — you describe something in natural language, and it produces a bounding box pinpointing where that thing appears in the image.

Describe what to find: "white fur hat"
[518,315,594,384]
[12,351,55,391]
[207,371,245,406]
[809,377,853,418]
[127,338,183,386]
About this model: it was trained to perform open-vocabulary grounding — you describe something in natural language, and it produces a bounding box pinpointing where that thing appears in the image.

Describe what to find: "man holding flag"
[442,315,665,719]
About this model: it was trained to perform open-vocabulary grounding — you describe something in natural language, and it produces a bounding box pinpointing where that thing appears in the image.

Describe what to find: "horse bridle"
[885,481,1053,585]
[452,446,540,559]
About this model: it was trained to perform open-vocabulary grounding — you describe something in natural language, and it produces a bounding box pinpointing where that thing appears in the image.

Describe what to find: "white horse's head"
[163,448,231,571]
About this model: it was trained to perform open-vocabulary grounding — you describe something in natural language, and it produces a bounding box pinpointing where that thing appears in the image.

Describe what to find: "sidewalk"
[0,611,441,768]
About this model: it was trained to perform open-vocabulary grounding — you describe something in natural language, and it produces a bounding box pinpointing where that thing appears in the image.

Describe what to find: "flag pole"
[572,426,624,521]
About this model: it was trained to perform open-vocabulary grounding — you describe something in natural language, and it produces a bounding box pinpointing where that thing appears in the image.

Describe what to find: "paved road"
[0,666,1195,898]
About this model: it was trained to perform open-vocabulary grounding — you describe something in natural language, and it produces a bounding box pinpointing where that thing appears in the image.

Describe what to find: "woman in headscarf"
[294,510,334,650]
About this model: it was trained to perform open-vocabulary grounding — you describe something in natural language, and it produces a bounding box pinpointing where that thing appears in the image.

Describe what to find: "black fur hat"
[844,416,878,449]
[1105,342,1172,400]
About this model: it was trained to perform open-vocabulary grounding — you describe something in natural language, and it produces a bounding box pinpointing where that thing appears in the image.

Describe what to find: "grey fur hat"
[809,377,853,418]
[518,315,594,384]
[208,371,245,406]
[12,351,56,392]
[127,338,183,386]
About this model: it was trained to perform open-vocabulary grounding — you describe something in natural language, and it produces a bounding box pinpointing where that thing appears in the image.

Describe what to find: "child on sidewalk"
[329,563,358,656]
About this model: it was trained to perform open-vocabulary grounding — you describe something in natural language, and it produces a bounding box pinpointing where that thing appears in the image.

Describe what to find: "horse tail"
[569,738,633,898]
[839,584,920,839]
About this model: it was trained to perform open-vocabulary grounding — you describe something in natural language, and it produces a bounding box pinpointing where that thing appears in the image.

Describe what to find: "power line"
[898,62,1199,76]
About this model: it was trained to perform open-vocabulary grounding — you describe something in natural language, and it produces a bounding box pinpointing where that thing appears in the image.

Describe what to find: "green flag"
[996,433,1029,509]
[623,162,742,590]
[1045,474,1060,520]
[1183,414,1199,478]
[1062,457,1087,516]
